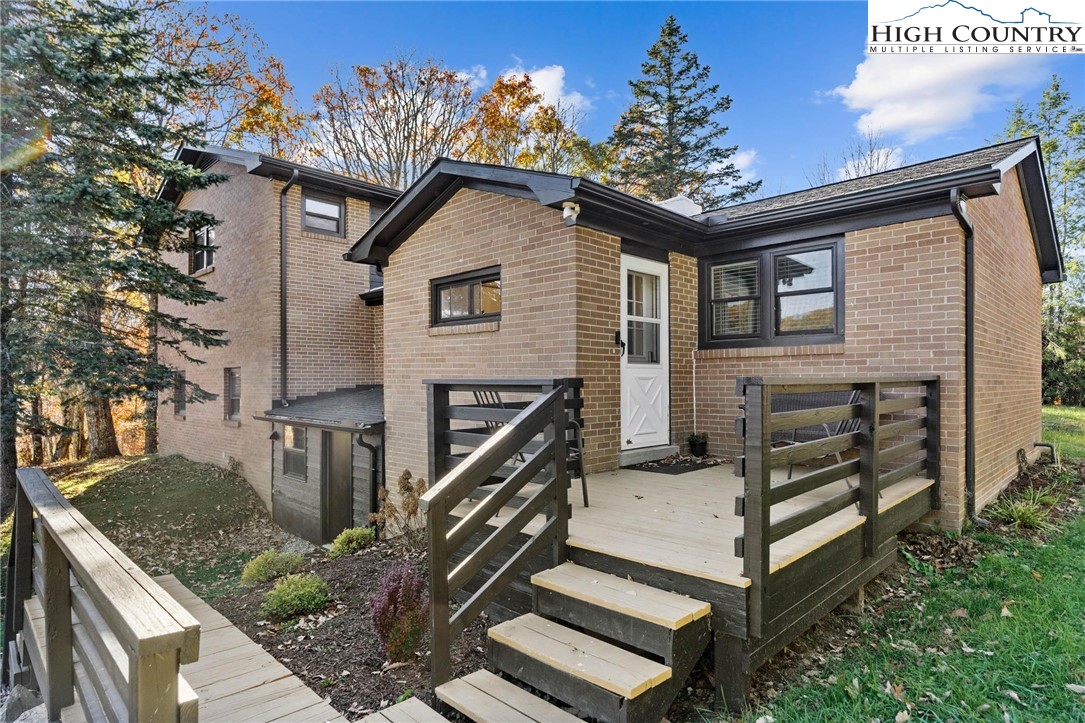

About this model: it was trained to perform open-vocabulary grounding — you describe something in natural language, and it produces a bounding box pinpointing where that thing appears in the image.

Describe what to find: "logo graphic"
[868,0,1084,53]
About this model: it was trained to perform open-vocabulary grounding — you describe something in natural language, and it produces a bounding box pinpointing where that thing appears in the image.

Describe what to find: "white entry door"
[620,255,670,450]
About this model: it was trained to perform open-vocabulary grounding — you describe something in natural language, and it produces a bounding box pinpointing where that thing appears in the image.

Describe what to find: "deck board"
[452,464,931,587]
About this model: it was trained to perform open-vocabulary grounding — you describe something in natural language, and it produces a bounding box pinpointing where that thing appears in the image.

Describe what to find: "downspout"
[357,425,385,534]
[950,188,987,528]
[279,170,300,406]
[691,349,698,435]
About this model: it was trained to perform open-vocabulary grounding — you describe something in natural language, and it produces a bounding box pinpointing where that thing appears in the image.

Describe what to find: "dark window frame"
[283,424,307,479]
[224,367,241,421]
[700,237,845,349]
[301,190,346,237]
[430,265,502,326]
[172,372,186,417]
[189,226,215,274]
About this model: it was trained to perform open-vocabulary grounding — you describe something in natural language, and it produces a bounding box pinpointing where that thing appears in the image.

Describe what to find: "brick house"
[158,146,397,544]
[346,137,1062,532]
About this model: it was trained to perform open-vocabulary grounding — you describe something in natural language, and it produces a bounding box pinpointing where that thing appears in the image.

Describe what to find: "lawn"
[1044,405,1085,461]
[1,454,296,599]
[741,462,1085,722]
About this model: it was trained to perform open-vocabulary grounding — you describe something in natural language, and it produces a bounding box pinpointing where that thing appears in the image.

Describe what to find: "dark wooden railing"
[421,380,573,689]
[734,376,940,637]
[3,468,201,722]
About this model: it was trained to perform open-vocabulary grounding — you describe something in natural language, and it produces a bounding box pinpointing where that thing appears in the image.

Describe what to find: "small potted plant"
[687,432,708,457]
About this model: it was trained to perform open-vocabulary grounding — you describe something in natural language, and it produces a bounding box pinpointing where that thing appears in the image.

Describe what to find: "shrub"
[328,526,375,558]
[369,561,429,663]
[261,573,329,620]
[241,550,304,585]
[370,469,428,552]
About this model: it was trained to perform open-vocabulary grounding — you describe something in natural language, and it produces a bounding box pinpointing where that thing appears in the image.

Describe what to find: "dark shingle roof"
[705,138,1034,220]
[262,386,383,428]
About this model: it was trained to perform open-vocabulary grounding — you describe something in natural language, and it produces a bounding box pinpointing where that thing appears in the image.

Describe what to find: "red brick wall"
[692,217,969,529]
[969,167,1043,510]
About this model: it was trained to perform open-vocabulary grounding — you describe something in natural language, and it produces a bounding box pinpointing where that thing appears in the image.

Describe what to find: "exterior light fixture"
[562,201,580,226]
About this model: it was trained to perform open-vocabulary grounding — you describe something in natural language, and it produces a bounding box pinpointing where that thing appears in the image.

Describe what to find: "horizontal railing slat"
[445,429,546,455]
[769,403,860,433]
[449,516,558,639]
[879,395,927,414]
[769,459,861,505]
[71,584,128,700]
[72,616,129,722]
[879,459,927,490]
[446,446,554,554]
[880,438,926,465]
[447,482,556,594]
[769,487,861,544]
[445,406,521,423]
[879,416,926,439]
[421,387,566,511]
[769,431,860,467]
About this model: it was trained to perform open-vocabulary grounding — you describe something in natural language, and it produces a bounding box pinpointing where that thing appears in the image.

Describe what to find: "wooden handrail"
[734,377,940,638]
[4,468,200,722]
[426,382,570,691]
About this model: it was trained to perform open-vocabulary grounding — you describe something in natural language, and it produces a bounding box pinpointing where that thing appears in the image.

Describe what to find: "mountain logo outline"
[883,0,1075,25]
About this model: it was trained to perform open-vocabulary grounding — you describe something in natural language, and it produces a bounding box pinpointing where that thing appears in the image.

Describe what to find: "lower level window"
[172,372,186,416]
[431,266,501,324]
[224,368,241,420]
[283,425,306,478]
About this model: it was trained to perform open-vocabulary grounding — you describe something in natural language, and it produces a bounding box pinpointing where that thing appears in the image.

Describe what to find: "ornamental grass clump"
[369,561,429,663]
[261,573,329,620]
[241,550,304,585]
[328,526,375,558]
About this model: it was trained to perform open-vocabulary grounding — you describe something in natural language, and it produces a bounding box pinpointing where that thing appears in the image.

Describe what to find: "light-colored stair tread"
[437,670,582,723]
[360,697,449,723]
[532,562,711,629]
[488,613,671,699]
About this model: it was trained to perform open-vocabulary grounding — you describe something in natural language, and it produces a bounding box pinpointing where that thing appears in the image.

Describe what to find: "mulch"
[211,542,488,719]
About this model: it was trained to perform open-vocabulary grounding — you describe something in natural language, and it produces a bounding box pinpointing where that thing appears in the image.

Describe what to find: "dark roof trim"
[345,139,1063,283]
[162,145,400,205]
[253,414,384,432]
[360,286,384,306]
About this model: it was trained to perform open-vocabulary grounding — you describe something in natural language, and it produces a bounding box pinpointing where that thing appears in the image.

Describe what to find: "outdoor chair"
[473,389,589,507]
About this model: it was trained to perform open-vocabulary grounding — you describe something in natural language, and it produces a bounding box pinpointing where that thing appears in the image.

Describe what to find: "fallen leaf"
[1002,690,1027,707]
[950,608,969,619]
[1031,569,1043,581]
[895,712,911,723]
[1000,606,1014,618]
[1067,684,1085,694]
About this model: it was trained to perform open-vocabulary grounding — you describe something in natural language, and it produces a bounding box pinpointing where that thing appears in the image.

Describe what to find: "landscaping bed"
[212,543,489,718]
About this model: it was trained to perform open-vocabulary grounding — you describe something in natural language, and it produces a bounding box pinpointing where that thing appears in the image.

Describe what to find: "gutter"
[279,169,300,406]
[950,188,986,527]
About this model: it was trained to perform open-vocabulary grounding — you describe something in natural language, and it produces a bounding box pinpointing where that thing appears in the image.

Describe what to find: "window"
[224,368,241,421]
[190,226,215,273]
[704,239,843,347]
[283,425,306,478]
[626,271,661,363]
[302,192,345,236]
[172,372,186,416]
[431,266,501,325]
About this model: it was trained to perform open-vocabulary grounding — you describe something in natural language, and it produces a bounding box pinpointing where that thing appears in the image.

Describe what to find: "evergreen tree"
[998,75,1085,404]
[611,16,760,209]
[1,0,228,513]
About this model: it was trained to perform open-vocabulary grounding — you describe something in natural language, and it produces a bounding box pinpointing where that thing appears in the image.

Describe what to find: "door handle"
[614,330,626,358]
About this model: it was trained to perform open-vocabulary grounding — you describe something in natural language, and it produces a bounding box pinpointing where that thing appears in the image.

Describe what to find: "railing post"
[128,650,180,723]
[858,382,881,556]
[41,525,74,718]
[742,380,771,639]
[925,379,941,510]
[549,386,569,566]
[3,481,34,684]
[427,383,451,487]
[428,498,451,691]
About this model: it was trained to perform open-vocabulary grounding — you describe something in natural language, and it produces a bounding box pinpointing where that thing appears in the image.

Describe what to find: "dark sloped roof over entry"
[257,386,384,430]
[346,137,1063,284]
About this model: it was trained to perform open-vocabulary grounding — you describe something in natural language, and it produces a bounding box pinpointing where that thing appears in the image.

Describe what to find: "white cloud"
[502,63,593,113]
[457,64,488,92]
[831,54,1048,143]
[731,149,759,180]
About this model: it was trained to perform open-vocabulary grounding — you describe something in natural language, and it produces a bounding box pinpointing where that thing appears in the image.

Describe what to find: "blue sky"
[211,1,1084,195]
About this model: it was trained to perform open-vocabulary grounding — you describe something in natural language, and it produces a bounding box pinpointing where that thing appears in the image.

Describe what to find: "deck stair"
[483,562,711,723]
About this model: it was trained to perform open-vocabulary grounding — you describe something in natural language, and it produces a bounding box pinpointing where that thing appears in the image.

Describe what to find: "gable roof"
[161,145,400,205]
[346,137,1062,283]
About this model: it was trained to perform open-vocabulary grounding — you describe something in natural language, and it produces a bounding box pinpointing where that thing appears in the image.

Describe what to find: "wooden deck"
[152,575,348,723]
[454,464,932,587]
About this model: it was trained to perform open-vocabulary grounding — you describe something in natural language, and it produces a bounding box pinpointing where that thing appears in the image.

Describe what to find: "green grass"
[743,516,1085,722]
[1044,405,1085,461]
[3,454,279,599]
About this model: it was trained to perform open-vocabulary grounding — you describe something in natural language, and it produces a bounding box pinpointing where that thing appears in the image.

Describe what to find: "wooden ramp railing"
[734,376,940,638]
[422,381,571,690]
[2,468,201,722]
